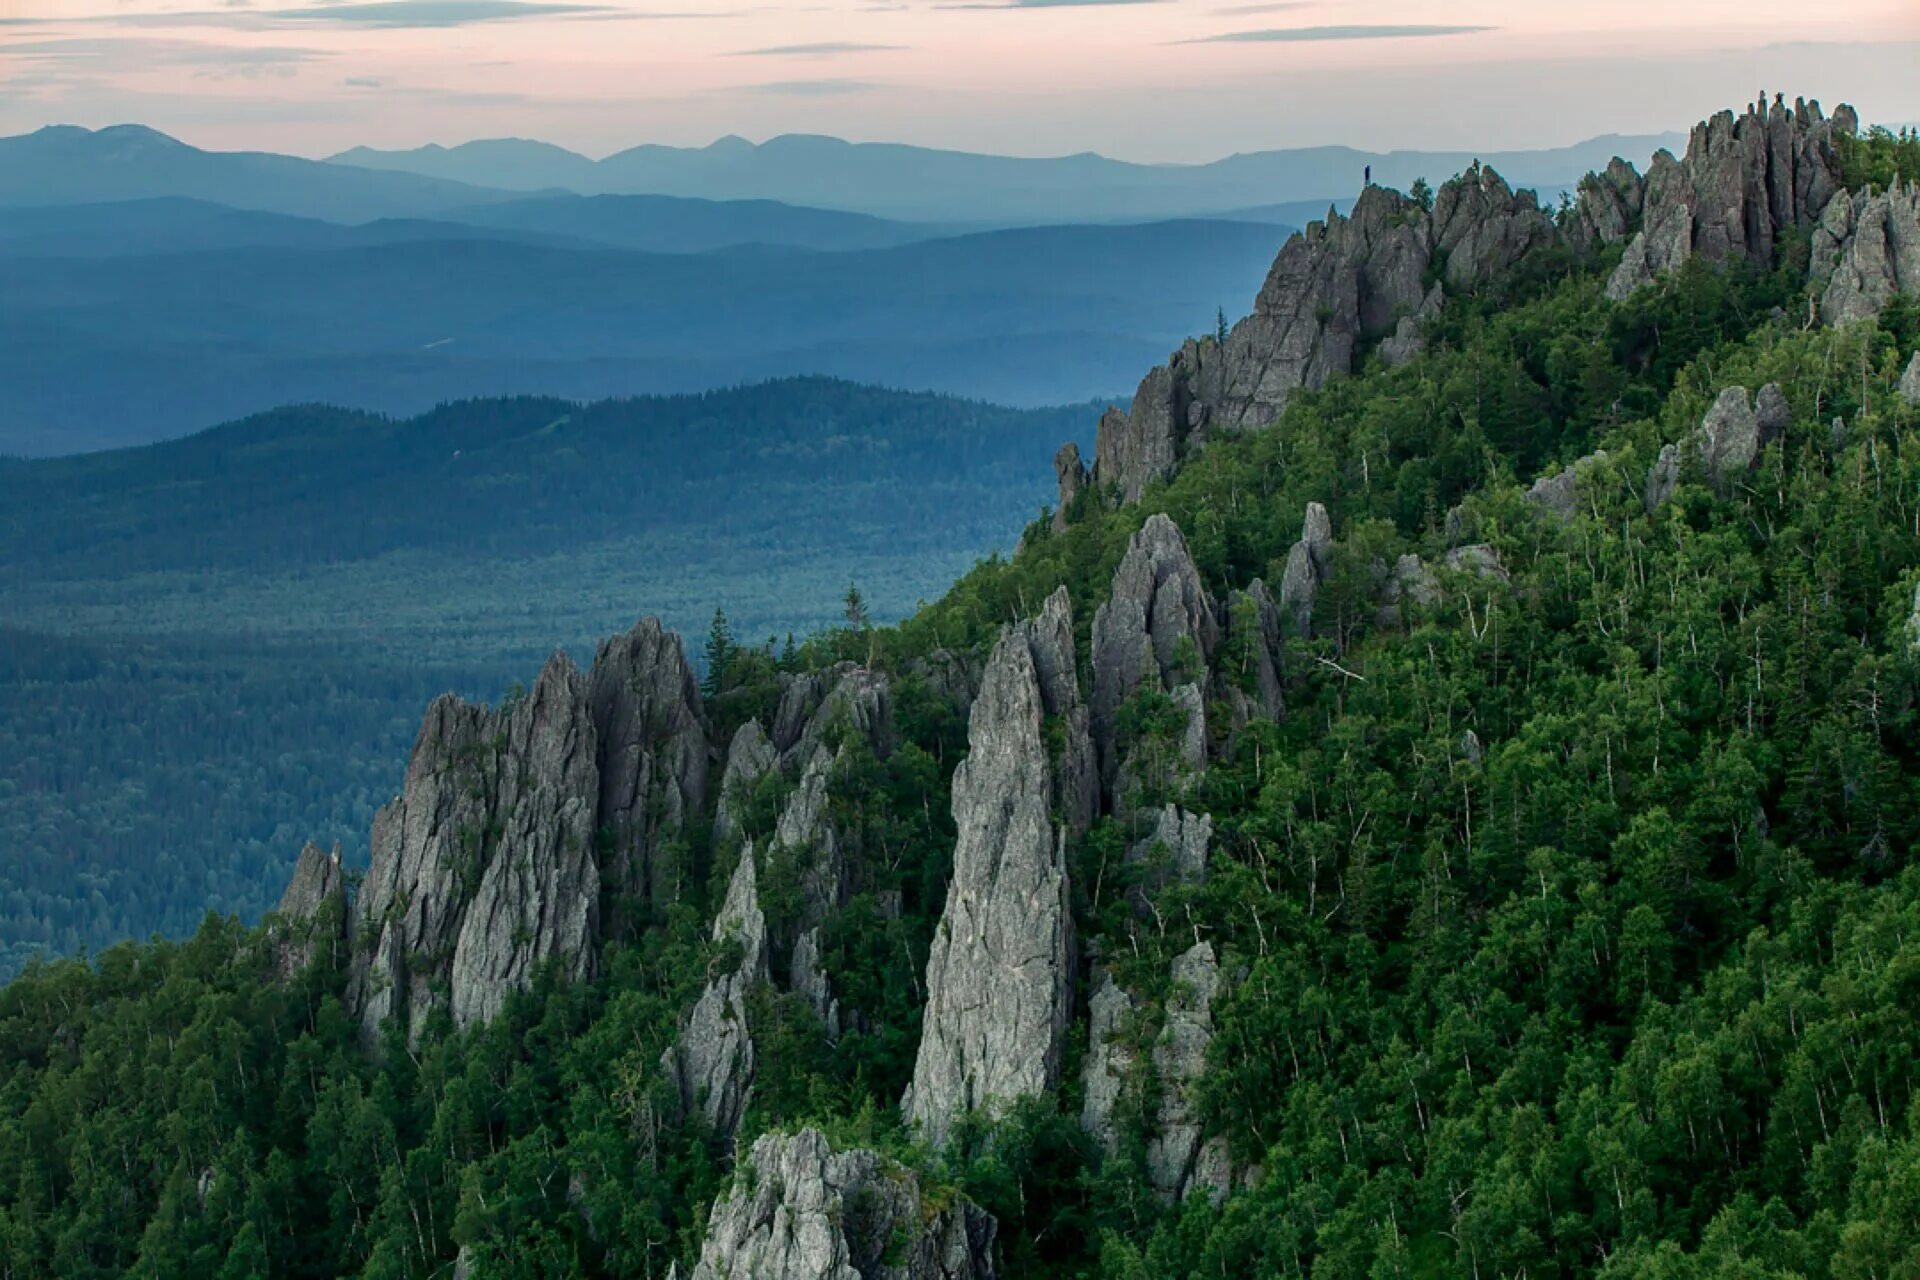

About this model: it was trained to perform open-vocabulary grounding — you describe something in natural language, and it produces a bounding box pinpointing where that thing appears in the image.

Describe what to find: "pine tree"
[702,607,735,698]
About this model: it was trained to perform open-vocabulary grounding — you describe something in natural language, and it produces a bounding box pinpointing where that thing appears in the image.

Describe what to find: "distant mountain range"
[0,120,1684,454]
[0,215,1284,453]
[0,122,1680,229]
[326,130,1685,223]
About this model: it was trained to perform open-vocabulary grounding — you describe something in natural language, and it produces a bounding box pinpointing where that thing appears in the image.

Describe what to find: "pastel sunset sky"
[3,0,1917,159]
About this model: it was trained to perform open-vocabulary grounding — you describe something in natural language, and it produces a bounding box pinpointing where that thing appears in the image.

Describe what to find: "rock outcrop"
[688,1129,996,1280]
[790,927,840,1040]
[271,841,344,977]
[903,598,1077,1149]
[1129,805,1211,891]
[1813,180,1920,323]
[1090,514,1218,798]
[1080,944,1231,1205]
[1645,384,1789,509]
[1277,502,1333,641]
[1902,351,1920,407]
[1083,169,1554,504]
[347,655,600,1043]
[773,664,894,770]
[586,618,709,916]
[1053,441,1089,531]
[664,844,768,1141]
[1566,158,1646,256]
[714,719,776,846]
[1523,450,1610,522]
[1608,96,1852,300]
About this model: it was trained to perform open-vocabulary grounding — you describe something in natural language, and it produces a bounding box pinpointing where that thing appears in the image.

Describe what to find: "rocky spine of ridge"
[1077,165,1553,505]
[1609,96,1852,301]
[903,589,1083,1149]
[1057,94,1900,514]
[346,655,601,1043]
[687,1129,996,1280]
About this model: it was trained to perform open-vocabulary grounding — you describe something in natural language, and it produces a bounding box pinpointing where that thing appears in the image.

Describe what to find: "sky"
[2,0,1917,160]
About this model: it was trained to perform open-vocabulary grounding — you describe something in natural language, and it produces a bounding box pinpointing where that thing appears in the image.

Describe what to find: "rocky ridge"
[1060,94,1896,512]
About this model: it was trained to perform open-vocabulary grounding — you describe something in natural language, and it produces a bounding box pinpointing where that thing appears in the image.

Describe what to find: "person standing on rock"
[1364,164,1371,187]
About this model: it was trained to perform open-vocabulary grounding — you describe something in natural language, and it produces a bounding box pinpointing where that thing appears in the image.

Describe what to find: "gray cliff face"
[1022,586,1099,835]
[775,744,848,926]
[1645,384,1789,510]
[1085,168,1557,504]
[1145,943,1231,1204]
[714,719,776,846]
[586,617,709,917]
[903,601,1076,1150]
[790,927,841,1040]
[664,843,768,1141]
[1813,180,1920,324]
[1609,96,1852,300]
[1902,351,1920,407]
[1080,945,1231,1205]
[1090,514,1219,797]
[688,1129,996,1280]
[348,654,600,1043]
[272,841,345,977]
[1130,805,1211,892]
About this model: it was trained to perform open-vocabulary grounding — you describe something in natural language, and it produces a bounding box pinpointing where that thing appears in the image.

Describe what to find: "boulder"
[1646,384,1787,509]
[688,1129,996,1280]
[1523,450,1609,523]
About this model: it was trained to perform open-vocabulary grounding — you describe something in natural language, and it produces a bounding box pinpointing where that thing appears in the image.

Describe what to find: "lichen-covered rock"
[1053,440,1090,530]
[1813,180,1920,323]
[714,719,776,846]
[1902,351,1920,407]
[664,844,767,1141]
[271,841,344,978]
[1609,96,1852,300]
[1145,943,1231,1204]
[1646,384,1788,509]
[586,618,709,915]
[348,654,600,1044]
[903,608,1075,1149]
[688,1129,996,1280]
[1091,514,1218,791]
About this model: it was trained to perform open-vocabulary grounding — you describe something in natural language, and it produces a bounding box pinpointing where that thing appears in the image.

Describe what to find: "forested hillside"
[0,105,1918,1280]
[0,381,1086,981]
